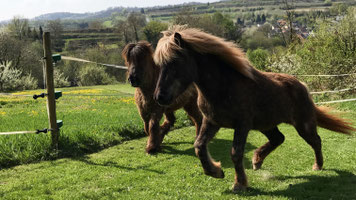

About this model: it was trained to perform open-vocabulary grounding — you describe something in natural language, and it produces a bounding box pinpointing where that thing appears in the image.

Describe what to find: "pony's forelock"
[122,41,153,65]
[154,32,182,66]
[154,25,255,80]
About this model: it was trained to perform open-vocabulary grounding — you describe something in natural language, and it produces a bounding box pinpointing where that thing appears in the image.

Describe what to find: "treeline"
[0,3,355,93]
[247,7,356,94]
[0,18,69,92]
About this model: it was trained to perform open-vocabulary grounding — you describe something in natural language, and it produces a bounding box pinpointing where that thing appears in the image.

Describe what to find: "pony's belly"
[198,100,236,128]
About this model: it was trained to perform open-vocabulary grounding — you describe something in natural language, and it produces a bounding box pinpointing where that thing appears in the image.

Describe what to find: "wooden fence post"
[43,32,59,150]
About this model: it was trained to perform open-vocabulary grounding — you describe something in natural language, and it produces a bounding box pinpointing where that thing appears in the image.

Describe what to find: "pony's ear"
[122,43,135,61]
[174,32,184,47]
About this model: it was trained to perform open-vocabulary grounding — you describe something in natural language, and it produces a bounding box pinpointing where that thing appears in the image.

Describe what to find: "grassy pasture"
[0,110,354,199]
[0,83,354,199]
[0,84,191,168]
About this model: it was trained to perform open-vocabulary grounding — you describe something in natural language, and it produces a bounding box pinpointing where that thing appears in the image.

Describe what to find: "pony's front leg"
[159,111,176,142]
[231,127,249,192]
[143,121,149,136]
[146,113,163,154]
[194,118,223,178]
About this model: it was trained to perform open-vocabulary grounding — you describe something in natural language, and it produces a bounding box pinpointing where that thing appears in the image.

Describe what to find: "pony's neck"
[193,53,255,98]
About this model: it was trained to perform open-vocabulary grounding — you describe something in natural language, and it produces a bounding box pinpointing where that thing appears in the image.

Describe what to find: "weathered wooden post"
[43,32,59,150]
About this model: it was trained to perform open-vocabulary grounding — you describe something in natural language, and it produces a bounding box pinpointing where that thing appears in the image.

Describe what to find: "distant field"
[146,0,340,22]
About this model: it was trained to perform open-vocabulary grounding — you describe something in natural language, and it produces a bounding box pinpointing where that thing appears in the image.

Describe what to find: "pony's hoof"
[312,163,322,171]
[232,184,247,193]
[252,161,263,170]
[213,169,225,179]
[204,166,225,178]
[146,146,161,155]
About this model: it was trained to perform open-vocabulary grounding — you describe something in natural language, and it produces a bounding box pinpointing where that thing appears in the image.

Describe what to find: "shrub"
[54,69,70,88]
[247,48,270,70]
[0,61,22,91]
[18,74,38,90]
[0,61,38,91]
[78,64,116,86]
[143,21,168,47]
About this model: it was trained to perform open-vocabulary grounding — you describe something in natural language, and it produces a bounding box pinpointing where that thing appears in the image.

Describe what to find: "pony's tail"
[315,106,355,135]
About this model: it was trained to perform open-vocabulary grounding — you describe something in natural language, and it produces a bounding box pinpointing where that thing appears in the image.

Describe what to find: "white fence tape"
[0,131,38,135]
[61,56,127,70]
[310,88,356,94]
[294,73,356,77]
[316,98,356,105]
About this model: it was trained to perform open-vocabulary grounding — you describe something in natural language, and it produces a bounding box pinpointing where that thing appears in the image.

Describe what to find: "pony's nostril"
[128,75,139,87]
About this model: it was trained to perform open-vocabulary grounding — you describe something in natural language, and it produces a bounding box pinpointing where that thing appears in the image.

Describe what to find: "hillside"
[20,0,356,23]
[33,7,140,21]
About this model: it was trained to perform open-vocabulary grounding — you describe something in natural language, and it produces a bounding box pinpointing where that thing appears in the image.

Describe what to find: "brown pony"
[122,41,202,154]
[153,26,355,191]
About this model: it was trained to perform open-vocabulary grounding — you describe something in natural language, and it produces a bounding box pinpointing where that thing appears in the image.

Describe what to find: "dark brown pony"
[153,26,355,191]
[122,41,202,154]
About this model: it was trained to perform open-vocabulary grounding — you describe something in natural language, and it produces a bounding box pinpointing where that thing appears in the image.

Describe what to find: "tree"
[261,14,266,23]
[78,22,89,29]
[114,19,131,44]
[256,14,262,24]
[143,21,168,47]
[281,0,297,45]
[46,19,64,52]
[237,17,244,26]
[32,27,39,40]
[269,8,356,90]
[0,32,24,68]
[7,17,30,40]
[127,12,146,42]
[88,20,103,29]
[174,11,243,42]
[39,26,43,40]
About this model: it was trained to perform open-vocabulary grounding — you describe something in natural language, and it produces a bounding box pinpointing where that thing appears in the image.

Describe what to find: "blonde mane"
[154,25,255,80]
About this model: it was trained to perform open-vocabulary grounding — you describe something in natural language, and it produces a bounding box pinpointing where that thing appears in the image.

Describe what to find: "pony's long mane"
[154,25,255,80]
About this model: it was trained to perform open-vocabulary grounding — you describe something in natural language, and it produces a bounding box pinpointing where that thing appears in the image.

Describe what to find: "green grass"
[0,84,355,199]
[0,84,191,168]
[0,117,355,199]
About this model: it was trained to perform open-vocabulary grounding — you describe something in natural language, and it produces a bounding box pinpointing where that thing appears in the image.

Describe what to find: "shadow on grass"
[223,169,356,199]
[161,138,257,169]
[58,127,146,157]
[70,155,164,174]
[0,126,147,170]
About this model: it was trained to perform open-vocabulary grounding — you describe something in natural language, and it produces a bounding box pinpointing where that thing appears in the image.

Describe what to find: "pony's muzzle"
[128,75,139,87]
[154,90,172,106]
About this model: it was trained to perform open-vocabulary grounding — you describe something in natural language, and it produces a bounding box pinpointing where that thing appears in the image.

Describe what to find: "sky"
[0,0,216,21]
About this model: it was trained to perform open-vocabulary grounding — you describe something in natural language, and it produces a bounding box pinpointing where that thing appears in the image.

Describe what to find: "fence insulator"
[52,54,62,63]
[55,91,62,100]
[33,93,47,100]
[36,129,49,134]
[57,120,63,128]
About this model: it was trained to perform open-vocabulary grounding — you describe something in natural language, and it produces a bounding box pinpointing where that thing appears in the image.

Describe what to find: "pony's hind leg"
[160,111,176,142]
[194,118,223,178]
[252,127,285,170]
[231,127,249,192]
[295,121,323,170]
